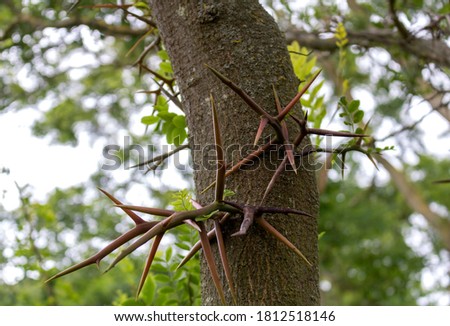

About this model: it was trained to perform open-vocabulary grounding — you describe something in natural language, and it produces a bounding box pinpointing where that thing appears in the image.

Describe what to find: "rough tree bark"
[149,0,320,305]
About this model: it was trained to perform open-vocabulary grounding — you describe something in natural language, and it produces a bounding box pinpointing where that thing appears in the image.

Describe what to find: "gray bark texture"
[149,0,320,305]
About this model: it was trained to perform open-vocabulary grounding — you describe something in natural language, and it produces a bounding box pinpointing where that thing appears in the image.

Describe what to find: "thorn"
[177,213,231,269]
[254,118,269,145]
[136,233,163,299]
[98,188,145,225]
[256,218,312,267]
[261,156,289,204]
[114,204,174,217]
[190,198,203,209]
[197,221,226,305]
[210,93,225,202]
[205,64,282,138]
[214,219,237,305]
[277,69,322,121]
[183,219,201,232]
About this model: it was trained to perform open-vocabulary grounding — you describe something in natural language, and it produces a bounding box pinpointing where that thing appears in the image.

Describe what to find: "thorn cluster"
[47,66,372,305]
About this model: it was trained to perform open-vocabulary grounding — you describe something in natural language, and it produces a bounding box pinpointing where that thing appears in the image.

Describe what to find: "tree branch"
[285,28,450,69]
[1,14,148,42]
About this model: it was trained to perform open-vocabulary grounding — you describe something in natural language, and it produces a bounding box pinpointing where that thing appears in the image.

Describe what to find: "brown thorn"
[98,188,145,225]
[273,85,297,172]
[276,69,322,121]
[114,204,174,217]
[183,219,202,232]
[105,203,221,273]
[205,64,283,140]
[260,156,289,205]
[254,118,269,145]
[214,219,237,305]
[46,222,155,283]
[256,218,312,267]
[177,213,230,269]
[210,93,226,202]
[307,128,369,138]
[197,221,226,305]
[201,139,276,194]
[136,233,164,299]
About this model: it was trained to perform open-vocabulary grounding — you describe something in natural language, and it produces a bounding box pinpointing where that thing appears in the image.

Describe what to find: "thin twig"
[131,144,189,169]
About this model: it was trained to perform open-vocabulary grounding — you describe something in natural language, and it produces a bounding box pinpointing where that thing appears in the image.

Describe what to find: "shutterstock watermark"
[101,136,343,172]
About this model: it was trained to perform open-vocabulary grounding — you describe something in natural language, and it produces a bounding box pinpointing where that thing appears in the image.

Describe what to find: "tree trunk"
[149,0,320,305]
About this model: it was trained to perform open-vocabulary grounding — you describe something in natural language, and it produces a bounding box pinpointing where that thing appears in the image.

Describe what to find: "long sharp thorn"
[201,139,275,195]
[365,153,379,171]
[261,156,289,204]
[115,204,174,217]
[285,144,296,173]
[256,218,312,267]
[105,229,163,273]
[177,214,230,269]
[277,69,322,121]
[136,233,163,299]
[210,94,225,202]
[98,188,145,225]
[214,219,237,305]
[46,224,155,282]
[177,240,203,270]
[272,85,297,172]
[197,221,226,305]
[45,258,95,283]
[307,128,369,138]
[106,204,221,273]
[205,64,274,122]
[183,219,201,232]
[261,206,313,218]
[254,118,268,145]
[190,198,203,209]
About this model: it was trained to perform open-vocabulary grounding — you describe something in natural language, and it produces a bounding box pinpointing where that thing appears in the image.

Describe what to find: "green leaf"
[158,112,177,121]
[165,247,173,262]
[159,62,173,75]
[159,286,175,294]
[155,96,169,112]
[355,127,364,135]
[141,115,159,125]
[175,242,191,251]
[169,128,187,146]
[223,189,236,198]
[353,110,364,124]
[154,274,171,283]
[348,100,360,113]
[134,1,149,10]
[339,96,347,106]
[158,50,169,61]
[140,275,156,304]
[172,115,186,129]
[120,298,146,306]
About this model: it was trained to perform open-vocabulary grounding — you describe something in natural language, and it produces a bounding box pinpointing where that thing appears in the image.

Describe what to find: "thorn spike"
[197,221,226,305]
[136,233,164,298]
[210,94,225,202]
[257,218,312,267]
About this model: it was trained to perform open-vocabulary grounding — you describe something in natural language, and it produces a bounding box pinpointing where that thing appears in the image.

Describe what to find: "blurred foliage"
[0,0,448,306]
[319,178,424,305]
